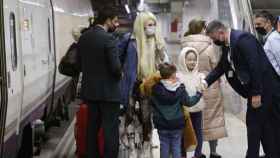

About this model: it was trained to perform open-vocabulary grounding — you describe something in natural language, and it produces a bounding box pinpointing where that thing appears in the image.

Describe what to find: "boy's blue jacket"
[151,82,202,130]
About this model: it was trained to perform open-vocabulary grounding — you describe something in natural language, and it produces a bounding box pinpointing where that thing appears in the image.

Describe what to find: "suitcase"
[75,103,104,158]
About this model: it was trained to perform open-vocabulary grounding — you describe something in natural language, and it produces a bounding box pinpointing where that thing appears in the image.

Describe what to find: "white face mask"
[145,26,156,36]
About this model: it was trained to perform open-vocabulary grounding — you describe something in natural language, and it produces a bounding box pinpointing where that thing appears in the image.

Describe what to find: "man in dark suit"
[202,20,278,158]
[77,6,121,158]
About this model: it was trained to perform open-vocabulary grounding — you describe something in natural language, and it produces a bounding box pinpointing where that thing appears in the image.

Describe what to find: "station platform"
[57,113,250,158]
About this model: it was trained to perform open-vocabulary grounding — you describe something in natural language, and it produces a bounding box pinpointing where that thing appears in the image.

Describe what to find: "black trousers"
[246,107,278,158]
[272,72,280,158]
[85,101,120,158]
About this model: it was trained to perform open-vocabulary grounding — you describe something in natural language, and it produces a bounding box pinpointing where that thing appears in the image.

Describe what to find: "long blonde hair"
[133,11,165,79]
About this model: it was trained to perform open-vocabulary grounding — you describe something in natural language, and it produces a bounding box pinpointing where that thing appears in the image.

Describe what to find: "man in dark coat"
[77,6,121,158]
[202,20,278,158]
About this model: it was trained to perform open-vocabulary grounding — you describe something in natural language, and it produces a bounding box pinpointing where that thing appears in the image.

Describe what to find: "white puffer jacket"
[177,47,205,113]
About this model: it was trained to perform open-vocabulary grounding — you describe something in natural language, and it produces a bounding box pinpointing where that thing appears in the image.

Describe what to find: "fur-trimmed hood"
[178,47,200,75]
[177,47,205,112]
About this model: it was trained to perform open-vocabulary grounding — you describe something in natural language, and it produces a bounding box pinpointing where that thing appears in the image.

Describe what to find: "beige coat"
[181,34,227,141]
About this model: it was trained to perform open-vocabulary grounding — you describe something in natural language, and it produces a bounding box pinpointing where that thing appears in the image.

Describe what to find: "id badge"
[228,70,234,78]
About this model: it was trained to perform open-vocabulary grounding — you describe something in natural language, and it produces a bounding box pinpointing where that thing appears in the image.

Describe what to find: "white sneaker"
[142,141,151,158]
[151,129,160,158]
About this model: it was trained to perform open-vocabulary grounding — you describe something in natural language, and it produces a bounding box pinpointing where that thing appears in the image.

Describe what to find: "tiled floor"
[37,96,259,158]
[66,113,249,158]
[200,113,248,158]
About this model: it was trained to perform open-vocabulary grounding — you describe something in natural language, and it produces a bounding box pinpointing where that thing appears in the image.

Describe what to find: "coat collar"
[229,29,245,49]
[94,25,106,32]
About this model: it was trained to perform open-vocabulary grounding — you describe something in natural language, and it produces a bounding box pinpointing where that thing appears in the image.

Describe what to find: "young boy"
[150,63,202,158]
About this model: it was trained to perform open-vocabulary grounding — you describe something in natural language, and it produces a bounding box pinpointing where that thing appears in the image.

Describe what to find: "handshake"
[196,74,208,93]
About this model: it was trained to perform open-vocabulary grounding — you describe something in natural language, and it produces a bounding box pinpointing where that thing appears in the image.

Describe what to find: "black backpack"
[58,44,80,77]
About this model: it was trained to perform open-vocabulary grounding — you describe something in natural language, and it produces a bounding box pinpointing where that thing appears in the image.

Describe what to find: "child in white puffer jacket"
[177,47,206,158]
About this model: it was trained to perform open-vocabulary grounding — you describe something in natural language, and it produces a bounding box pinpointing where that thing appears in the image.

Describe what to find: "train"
[0,0,92,157]
[0,0,279,157]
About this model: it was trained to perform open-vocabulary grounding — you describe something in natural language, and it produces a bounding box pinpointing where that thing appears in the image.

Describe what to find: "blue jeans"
[158,129,183,158]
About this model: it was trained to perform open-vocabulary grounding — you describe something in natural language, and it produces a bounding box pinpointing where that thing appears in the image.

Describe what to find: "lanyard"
[227,47,235,71]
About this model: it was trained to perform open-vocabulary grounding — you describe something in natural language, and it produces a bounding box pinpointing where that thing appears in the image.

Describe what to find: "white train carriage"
[0,0,279,157]
[0,0,92,157]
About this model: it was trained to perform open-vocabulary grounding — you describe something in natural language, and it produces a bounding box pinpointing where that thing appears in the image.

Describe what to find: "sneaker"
[210,153,222,158]
[143,141,151,158]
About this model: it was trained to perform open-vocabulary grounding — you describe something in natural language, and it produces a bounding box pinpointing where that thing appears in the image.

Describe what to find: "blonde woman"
[119,11,169,157]
[181,19,227,158]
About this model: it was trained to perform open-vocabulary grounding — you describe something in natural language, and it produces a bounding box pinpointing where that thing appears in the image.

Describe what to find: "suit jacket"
[78,26,122,102]
[205,29,273,101]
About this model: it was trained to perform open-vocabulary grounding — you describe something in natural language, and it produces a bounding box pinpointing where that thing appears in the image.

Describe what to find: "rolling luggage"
[75,103,104,158]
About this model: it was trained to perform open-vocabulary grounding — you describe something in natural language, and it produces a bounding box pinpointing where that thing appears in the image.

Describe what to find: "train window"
[9,12,18,71]
[47,18,51,53]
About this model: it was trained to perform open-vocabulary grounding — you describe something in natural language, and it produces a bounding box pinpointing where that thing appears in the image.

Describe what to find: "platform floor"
[65,113,250,158]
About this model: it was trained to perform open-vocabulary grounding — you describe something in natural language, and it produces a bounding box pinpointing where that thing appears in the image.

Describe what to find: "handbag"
[182,107,197,152]
[58,44,80,77]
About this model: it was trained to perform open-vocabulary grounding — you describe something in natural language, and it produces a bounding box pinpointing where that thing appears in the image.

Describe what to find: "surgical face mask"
[145,26,156,36]
[256,27,267,35]
[213,40,226,46]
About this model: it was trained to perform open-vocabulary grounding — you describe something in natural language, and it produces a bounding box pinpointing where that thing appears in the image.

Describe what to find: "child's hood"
[178,47,199,74]
[177,47,204,96]
[152,82,185,104]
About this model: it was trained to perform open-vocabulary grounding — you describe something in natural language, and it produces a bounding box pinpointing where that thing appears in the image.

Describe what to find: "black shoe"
[198,154,206,158]
[245,155,265,158]
[210,153,222,158]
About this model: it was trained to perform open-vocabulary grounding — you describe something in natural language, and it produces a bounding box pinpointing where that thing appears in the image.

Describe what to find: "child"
[150,63,202,158]
[177,47,206,158]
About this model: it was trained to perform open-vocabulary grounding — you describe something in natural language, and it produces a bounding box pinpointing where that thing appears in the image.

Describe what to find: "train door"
[0,0,8,157]
[2,0,24,157]
[19,0,51,117]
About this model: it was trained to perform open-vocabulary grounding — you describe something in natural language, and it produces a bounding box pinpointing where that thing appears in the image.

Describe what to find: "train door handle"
[41,59,48,65]
[24,65,26,76]
[7,71,11,88]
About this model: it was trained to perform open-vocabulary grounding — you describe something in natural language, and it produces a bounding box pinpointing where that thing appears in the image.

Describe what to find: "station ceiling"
[251,0,280,15]
[90,0,139,11]
[251,0,280,10]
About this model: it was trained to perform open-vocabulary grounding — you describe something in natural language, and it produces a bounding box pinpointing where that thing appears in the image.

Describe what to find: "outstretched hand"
[201,79,208,91]
[197,74,208,92]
